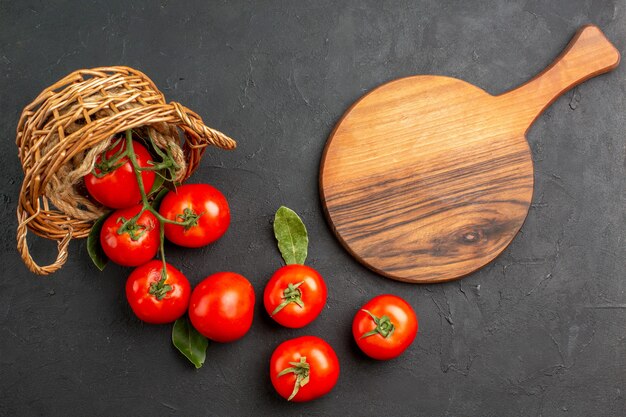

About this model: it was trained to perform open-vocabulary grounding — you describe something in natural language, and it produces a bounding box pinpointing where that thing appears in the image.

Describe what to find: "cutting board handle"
[500,25,620,127]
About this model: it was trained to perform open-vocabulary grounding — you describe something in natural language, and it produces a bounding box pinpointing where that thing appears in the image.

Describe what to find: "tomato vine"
[94,129,202,299]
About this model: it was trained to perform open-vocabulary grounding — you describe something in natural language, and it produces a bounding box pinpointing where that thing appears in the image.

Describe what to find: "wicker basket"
[16,66,236,275]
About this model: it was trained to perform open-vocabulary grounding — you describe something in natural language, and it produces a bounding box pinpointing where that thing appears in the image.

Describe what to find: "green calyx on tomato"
[92,137,129,177]
[360,309,395,339]
[271,281,305,316]
[175,207,205,231]
[116,215,150,241]
[149,269,173,300]
[143,139,180,183]
[277,356,310,401]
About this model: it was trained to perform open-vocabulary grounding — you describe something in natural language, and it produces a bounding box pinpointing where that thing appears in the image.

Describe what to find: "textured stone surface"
[0,1,624,416]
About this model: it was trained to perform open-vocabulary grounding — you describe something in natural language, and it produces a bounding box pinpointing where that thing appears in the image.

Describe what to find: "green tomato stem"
[271,281,305,316]
[97,130,202,299]
[360,309,395,339]
[123,130,170,289]
[277,356,310,401]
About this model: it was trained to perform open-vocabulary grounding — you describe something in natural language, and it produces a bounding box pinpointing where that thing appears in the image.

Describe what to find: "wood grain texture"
[320,25,620,283]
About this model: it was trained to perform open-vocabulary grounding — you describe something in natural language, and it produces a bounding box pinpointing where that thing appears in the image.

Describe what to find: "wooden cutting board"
[320,25,620,283]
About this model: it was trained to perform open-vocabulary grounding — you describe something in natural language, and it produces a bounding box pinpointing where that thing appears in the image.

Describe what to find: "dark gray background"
[1,1,624,416]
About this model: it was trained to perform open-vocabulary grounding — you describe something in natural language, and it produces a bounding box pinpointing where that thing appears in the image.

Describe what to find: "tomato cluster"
[85,134,235,327]
[85,132,419,404]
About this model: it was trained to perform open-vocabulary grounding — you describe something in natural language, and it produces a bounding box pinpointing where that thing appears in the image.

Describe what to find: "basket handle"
[170,102,237,150]
[17,207,73,275]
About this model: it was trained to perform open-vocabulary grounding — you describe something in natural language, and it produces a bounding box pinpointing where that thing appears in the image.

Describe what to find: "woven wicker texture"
[16,66,236,275]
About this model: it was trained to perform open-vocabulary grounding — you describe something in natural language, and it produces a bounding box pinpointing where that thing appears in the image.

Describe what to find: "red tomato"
[85,139,156,209]
[352,294,418,360]
[263,265,327,328]
[188,272,254,342]
[100,205,159,267]
[159,184,230,248]
[125,260,191,324]
[270,336,339,402]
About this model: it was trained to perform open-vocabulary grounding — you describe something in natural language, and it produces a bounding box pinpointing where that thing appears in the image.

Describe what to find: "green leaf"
[87,213,109,271]
[151,187,170,210]
[172,316,208,369]
[273,206,308,265]
[148,171,165,195]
